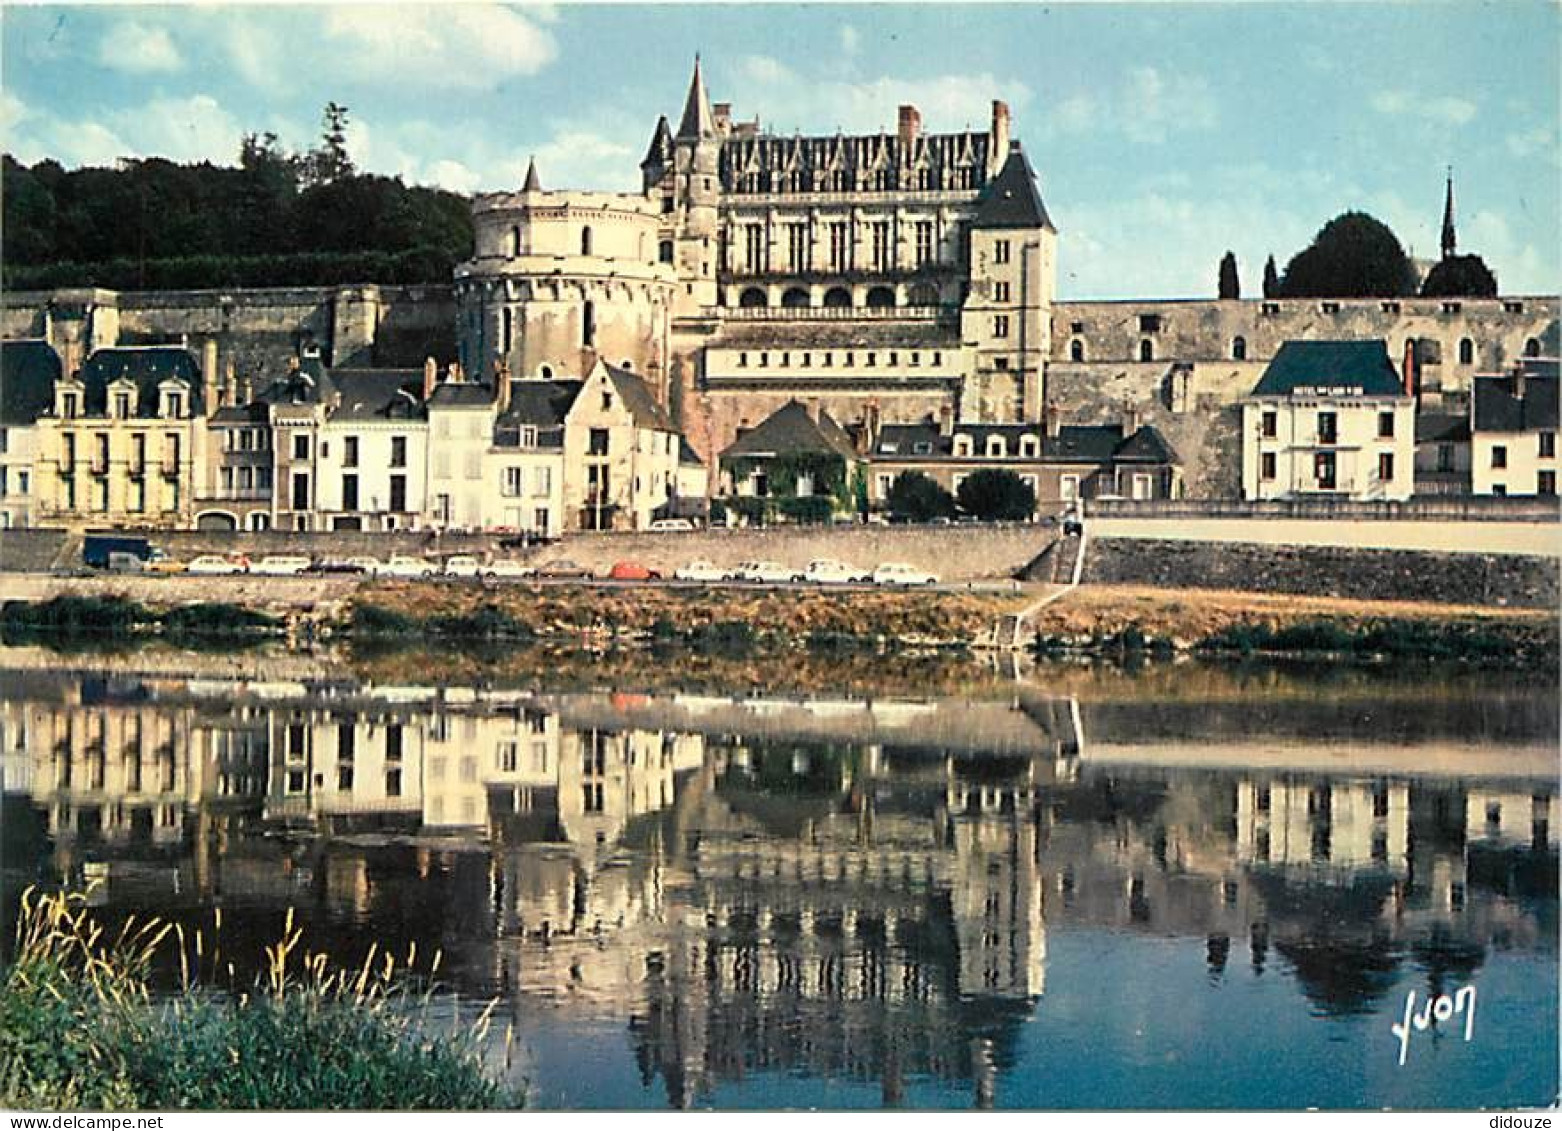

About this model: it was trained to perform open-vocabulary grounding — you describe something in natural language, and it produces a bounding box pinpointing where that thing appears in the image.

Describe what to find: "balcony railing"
[719,304,953,323]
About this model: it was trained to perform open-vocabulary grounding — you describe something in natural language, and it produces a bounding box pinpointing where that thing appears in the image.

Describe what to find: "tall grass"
[0,889,518,1111]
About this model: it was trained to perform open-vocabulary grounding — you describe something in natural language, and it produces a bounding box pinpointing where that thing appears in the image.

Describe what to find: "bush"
[426,603,533,641]
[956,469,1036,522]
[688,620,756,653]
[775,496,835,525]
[162,603,280,636]
[1,888,515,1111]
[351,604,419,636]
[727,497,771,527]
[1,596,148,633]
[886,471,956,523]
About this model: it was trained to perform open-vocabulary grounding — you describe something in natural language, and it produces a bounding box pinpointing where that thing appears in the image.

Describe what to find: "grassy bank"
[1,596,282,647]
[0,888,517,1111]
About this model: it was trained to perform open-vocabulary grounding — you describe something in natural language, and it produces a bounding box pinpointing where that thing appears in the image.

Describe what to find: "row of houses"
[1241,340,1558,501]
[0,343,706,535]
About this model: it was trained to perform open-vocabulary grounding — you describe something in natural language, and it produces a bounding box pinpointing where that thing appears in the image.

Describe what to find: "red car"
[608,561,661,582]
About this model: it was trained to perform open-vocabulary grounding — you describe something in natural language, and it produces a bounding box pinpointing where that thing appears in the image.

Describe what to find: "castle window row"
[734,284,941,310]
[734,349,943,369]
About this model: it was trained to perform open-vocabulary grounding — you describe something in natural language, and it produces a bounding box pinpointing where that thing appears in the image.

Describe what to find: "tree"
[886,471,955,522]
[1262,254,1279,299]
[956,468,1036,522]
[1420,254,1498,298]
[1218,251,1240,300]
[1277,211,1416,298]
[303,102,355,187]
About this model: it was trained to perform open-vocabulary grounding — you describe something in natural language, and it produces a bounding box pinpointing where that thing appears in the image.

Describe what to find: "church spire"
[1440,166,1457,260]
[522,156,541,193]
[676,54,716,141]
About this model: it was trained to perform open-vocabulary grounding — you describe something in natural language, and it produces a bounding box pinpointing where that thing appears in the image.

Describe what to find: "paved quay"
[1089,517,1562,557]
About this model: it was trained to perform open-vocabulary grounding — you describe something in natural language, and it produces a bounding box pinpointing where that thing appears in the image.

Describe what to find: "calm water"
[1,648,1556,1110]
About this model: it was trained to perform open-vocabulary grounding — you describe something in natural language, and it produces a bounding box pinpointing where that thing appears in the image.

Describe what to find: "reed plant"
[0,888,518,1111]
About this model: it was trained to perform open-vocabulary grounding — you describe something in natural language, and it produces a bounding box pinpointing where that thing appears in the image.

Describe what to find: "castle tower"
[667,56,721,314]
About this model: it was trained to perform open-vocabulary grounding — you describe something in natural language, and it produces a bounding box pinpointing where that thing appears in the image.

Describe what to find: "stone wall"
[1083,538,1559,608]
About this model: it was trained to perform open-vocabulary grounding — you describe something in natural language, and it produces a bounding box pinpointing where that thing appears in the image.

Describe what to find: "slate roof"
[1250,340,1404,398]
[503,379,582,429]
[718,129,995,197]
[77,346,203,416]
[210,402,270,425]
[873,420,1179,465]
[641,115,674,170]
[1472,373,1559,433]
[972,145,1054,231]
[721,400,859,461]
[1,339,61,426]
[603,364,675,431]
[427,380,496,408]
[1414,412,1470,445]
[330,370,425,421]
[679,437,705,466]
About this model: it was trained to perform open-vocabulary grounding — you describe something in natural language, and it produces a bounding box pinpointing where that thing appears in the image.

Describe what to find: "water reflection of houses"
[2,665,1557,1106]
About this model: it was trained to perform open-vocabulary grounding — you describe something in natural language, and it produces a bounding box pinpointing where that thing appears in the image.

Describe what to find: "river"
[1,646,1555,1110]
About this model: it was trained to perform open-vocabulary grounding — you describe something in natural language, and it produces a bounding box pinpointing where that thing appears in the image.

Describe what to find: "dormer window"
[953,434,973,457]
[986,436,1006,458]
[57,386,81,419]
[520,426,538,447]
[913,441,933,455]
[158,380,189,419]
[1020,436,1039,458]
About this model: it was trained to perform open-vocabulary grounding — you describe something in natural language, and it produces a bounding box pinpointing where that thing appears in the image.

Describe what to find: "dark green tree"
[1218,250,1240,300]
[956,468,1036,522]
[1420,254,1498,298]
[885,471,955,522]
[1277,211,1416,298]
[304,102,355,187]
[1262,254,1279,298]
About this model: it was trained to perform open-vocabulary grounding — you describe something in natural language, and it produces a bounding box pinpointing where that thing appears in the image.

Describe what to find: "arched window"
[580,226,593,256]
[1070,339,1085,362]
[739,287,768,309]
[1525,338,1541,357]
[1140,339,1154,362]
[502,307,513,354]
[1232,336,1247,361]
[986,435,1006,458]
[539,364,554,379]
[1459,338,1474,365]
[781,287,810,309]
[506,226,520,258]
[582,300,595,347]
[866,286,895,309]
[823,287,852,309]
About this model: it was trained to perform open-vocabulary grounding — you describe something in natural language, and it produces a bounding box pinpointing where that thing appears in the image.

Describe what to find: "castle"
[1,58,1557,527]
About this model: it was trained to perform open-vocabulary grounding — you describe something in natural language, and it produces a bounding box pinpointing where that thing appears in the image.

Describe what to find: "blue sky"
[3,2,1558,298]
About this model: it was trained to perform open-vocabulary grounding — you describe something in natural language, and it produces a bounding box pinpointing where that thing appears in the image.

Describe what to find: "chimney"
[937,402,953,438]
[991,100,1011,166]
[1122,398,1141,436]
[897,104,921,147]
[448,361,464,384]
[61,338,83,382]
[422,357,439,401]
[1402,339,1417,400]
[224,357,237,408]
[1513,365,1526,403]
[238,373,253,405]
[713,102,732,133]
[201,339,219,413]
[1045,400,1062,439]
[494,361,512,415]
[866,399,882,450]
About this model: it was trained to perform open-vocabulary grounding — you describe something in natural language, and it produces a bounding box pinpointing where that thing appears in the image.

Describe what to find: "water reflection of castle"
[2,666,1555,1107]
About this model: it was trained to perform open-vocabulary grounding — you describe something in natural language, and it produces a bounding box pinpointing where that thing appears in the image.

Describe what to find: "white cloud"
[1038,67,1217,144]
[839,25,860,58]
[1505,123,1557,159]
[2,91,30,134]
[122,94,243,164]
[99,21,182,74]
[427,159,482,194]
[320,4,556,91]
[1370,90,1477,126]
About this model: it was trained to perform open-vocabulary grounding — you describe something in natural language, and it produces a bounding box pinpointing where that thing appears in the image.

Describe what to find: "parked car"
[535,559,594,580]
[442,555,483,578]
[734,561,802,584]
[872,562,940,587]
[674,560,731,582]
[144,555,187,574]
[251,554,313,576]
[187,554,248,576]
[345,556,385,576]
[648,518,696,532]
[484,560,536,580]
[608,561,661,582]
[316,559,366,575]
[803,559,870,585]
[380,555,437,579]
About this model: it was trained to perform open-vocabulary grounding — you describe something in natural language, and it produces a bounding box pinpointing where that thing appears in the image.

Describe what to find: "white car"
[674,560,731,582]
[735,560,802,584]
[186,554,247,576]
[442,555,483,578]
[648,518,696,532]
[380,555,437,579]
[872,562,940,587]
[251,554,313,576]
[803,559,870,585]
[484,560,536,580]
